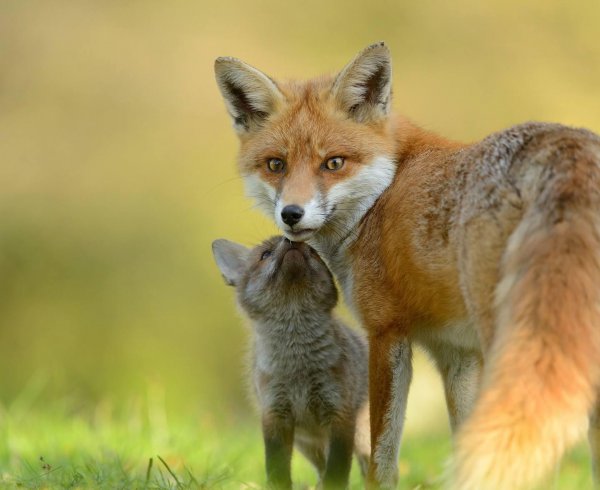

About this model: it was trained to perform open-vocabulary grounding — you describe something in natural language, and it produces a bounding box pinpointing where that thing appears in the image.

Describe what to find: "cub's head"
[214,43,397,244]
[212,236,338,320]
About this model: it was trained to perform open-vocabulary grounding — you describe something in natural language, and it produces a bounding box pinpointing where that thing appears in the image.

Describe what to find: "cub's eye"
[324,156,345,171]
[267,158,284,173]
[260,250,272,260]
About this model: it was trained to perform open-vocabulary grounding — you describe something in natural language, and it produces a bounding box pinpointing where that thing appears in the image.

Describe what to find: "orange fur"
[215,44,600,489]
[236,77,397,204]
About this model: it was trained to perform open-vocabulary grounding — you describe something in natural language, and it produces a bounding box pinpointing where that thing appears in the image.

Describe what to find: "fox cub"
[212,236,370,489]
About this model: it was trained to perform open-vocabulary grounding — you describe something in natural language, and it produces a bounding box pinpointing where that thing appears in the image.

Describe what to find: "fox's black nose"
[281,205,304,226]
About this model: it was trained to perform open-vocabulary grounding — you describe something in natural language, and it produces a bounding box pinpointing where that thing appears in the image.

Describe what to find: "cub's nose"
[281,205,304,226]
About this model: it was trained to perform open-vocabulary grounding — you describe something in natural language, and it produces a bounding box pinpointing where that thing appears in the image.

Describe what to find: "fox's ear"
[214,57,283,133]
[212,239,250,287]
[331,42,392,123]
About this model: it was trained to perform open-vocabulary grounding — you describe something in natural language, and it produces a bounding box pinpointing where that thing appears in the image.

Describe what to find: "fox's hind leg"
[429,345,482,433]
[589,395,600,487]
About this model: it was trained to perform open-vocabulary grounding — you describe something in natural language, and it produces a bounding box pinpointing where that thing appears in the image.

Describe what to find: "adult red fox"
[214,42,600,489]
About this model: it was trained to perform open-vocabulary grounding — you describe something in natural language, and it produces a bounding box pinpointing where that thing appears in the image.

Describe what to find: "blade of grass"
[157,455,182,488]
[146,457,154,486]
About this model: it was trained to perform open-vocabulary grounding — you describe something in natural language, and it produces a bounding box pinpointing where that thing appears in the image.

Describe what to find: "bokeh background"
[1,0,600,476]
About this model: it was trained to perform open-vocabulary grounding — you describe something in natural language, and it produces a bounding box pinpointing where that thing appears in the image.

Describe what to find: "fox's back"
[353,121,600,340]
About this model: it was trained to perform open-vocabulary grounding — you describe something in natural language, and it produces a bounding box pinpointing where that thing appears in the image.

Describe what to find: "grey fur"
[212,236,370,488]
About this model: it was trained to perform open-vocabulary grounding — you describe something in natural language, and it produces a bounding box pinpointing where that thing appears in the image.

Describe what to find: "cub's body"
[213,237,369,489]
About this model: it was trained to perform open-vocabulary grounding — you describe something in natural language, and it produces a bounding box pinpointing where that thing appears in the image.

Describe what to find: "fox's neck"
[392,115,466,161]
[308,233,358,314]
[308,116,463,311]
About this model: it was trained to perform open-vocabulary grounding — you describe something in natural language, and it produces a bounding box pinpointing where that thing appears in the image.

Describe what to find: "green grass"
[0,397,595,489]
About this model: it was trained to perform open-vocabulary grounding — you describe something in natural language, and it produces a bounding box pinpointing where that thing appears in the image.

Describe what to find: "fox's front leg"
[262,410,295,489]
[367,332,413,489]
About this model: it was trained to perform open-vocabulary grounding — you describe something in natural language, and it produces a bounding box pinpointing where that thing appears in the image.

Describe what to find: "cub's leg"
[429,345,482,433]
[322,414,357,489]
[367,332,413,489]
[262,410,295,489]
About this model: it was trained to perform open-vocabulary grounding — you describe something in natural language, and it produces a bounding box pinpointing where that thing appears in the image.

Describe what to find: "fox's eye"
[267,158,284,173]
[324,156,345,171]
[261,250,272,260]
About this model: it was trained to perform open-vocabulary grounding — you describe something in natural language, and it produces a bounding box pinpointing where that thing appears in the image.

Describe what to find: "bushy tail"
[453,159,600,489]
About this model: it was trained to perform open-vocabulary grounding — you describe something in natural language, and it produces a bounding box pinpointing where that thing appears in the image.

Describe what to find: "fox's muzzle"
[281,205,304,226]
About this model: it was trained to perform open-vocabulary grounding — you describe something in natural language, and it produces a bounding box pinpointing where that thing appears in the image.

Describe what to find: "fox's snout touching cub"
[215,42,600,489]
[212,237,369,489]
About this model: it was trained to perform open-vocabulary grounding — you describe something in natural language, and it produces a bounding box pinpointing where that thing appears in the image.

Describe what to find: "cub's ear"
[331,42,392,123]
[214,57,284,133]
[212,239,250,287]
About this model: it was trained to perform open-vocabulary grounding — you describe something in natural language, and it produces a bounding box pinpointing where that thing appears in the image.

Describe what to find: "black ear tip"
[365,41,388,51]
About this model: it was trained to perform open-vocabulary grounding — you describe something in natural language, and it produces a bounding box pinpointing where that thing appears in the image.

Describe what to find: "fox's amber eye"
[261,250,272,260]
[267,158,284,173]
[324,156,344,171]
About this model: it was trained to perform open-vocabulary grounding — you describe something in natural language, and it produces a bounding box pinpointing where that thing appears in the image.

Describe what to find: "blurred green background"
[1,0,599,460]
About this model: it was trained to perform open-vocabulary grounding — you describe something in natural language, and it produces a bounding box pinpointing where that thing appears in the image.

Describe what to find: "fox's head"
[214,43,397,245]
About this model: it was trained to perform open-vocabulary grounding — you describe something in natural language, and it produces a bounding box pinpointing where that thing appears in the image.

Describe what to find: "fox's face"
[215,43,397,244]
[212,236,338,321]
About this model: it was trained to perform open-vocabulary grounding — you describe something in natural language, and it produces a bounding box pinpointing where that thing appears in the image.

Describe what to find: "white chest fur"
[310,238,359,318]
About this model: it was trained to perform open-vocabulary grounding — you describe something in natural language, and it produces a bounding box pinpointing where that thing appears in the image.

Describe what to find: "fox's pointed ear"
[214,57,284,133]
[212,239,251,287]
[331,42,392,123]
